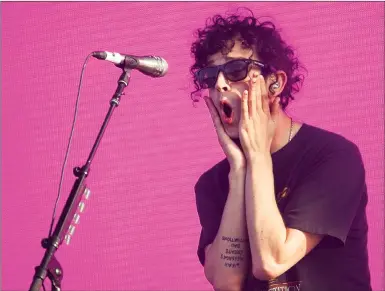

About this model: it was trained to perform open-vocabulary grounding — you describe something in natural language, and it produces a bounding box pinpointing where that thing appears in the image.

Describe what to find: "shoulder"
[289,124,366,183]
[300,124,362,160]
[303,124,357,148]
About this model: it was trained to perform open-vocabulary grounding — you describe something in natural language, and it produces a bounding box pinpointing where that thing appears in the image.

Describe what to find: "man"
[190,11,371,291]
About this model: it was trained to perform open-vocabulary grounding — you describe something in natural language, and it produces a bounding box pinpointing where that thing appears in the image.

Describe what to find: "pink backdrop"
[2,2,384,290]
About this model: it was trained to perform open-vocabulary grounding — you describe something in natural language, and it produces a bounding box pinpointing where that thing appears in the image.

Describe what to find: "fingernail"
[252,78,257,83]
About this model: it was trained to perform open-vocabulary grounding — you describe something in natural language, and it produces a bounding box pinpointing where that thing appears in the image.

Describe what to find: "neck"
[270,109,295,154]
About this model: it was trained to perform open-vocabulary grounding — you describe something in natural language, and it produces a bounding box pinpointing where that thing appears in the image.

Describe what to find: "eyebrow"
[207,57,234,66]
[207,55,253,66]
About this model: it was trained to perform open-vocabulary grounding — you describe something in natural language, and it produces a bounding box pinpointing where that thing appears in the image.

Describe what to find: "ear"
[266,70,288,97]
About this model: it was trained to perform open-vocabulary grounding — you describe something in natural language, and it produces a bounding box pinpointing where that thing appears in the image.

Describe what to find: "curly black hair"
[190,9,306,109]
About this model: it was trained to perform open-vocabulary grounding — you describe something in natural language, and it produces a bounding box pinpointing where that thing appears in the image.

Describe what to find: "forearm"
[205,169,250,290]
[245,155,287,279]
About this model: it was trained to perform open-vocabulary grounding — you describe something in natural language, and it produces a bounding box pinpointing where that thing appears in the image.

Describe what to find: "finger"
[239,126,251,152]
[241,90,250,123]
[260,75,270,115]
[248,77,256,117]
[250,72,262,114]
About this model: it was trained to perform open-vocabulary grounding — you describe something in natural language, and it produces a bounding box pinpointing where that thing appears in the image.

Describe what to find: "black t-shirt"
[195,123,372,291]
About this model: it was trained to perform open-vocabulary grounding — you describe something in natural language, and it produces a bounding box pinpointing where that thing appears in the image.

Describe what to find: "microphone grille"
[156,57,168,77]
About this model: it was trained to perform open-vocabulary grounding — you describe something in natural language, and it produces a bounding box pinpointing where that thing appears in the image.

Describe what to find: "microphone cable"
[47,53,93,238]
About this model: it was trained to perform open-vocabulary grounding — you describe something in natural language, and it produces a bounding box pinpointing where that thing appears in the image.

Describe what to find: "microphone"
[92,51,168,77]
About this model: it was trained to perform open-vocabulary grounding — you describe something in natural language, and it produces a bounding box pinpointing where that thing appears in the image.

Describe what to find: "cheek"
[208,90,219,103]
[230,82,248,97]
[207,91,221,110]
[208,88,216,97]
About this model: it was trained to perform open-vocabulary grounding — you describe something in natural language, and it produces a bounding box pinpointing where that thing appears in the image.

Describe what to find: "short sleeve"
[195,169,223,266]
[283,144,366,245]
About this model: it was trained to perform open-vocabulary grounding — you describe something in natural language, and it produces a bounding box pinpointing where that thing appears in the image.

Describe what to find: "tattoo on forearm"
[220,236,248,268]
[222,236,248,243]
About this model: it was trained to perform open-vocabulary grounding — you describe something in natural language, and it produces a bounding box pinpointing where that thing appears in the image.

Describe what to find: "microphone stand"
[28,67,131,291]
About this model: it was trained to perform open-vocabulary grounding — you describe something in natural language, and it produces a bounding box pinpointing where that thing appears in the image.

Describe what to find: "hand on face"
[239,72,280,160]
[204,71,280,170]
[204,96,246,171]
[202,39,283,165]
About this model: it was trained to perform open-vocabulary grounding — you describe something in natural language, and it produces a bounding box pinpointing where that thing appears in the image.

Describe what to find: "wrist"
[229,167,246,178]
[229,168,246,189]
[229,160,246,174]
[248,153,272,170]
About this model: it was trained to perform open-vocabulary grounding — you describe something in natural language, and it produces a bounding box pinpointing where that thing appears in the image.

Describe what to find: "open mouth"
[220,100,234,124]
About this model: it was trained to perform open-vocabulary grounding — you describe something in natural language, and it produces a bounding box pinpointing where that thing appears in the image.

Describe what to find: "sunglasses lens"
[225,60,249,81]
[197,67,218,89]
[196,60,251,89]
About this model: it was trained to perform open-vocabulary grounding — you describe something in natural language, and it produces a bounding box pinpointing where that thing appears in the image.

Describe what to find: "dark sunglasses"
[195,59,268,89]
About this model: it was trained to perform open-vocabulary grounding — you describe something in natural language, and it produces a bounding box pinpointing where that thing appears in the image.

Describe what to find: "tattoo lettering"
[221,254,244,261]
[220,236,247,268]
[225,248,243,255]
[222,236,248,243]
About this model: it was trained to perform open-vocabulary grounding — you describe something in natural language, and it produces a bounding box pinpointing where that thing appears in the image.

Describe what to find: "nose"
[215,71,231,92]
